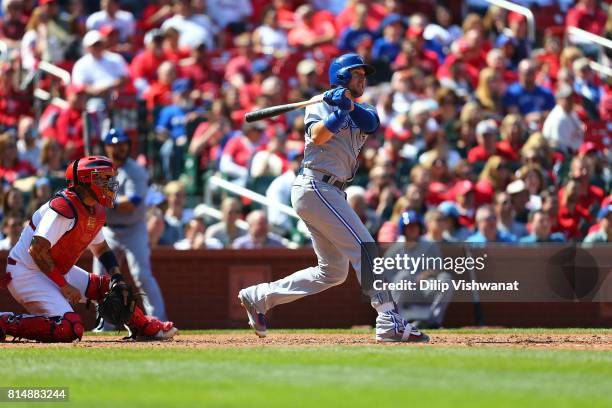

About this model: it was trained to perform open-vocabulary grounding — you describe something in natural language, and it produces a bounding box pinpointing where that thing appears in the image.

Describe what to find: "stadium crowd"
[0,0,610,249]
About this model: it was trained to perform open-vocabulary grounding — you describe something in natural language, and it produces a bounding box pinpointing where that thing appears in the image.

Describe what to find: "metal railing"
[193,202,299,249]
[588,60,612,78]
[32,62,72,132]
[37,61,71,85]
[567,26,612,52]
[485,0,536,44]
[566,26,612,71]
[32,88,69,109]
[205,175,299,221]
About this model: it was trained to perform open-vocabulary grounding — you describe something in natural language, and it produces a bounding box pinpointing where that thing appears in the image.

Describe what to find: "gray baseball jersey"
[106,158,148,226]
[243,100,398,328]
[303,102,377,181]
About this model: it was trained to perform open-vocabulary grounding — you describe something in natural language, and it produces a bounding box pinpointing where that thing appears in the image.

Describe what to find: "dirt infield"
[2,332,612,350]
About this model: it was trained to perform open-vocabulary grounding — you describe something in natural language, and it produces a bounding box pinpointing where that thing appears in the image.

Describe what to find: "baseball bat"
[245,94,324,122]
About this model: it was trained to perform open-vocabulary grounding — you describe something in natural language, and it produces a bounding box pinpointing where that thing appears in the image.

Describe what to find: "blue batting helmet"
[398,210,424,234]
[328,53,375,88]
[103,128,130,145]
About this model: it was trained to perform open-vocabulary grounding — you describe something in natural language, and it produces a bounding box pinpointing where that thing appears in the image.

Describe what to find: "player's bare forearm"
[28,236,55,274]
[114,196,137,214]
[311,121,334,145]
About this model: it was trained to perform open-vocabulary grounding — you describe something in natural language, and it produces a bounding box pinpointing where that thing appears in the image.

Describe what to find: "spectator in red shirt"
[179,40,216,92]
[536,33,562,88]
[52,84,89,162]
[144,61,176,112]
[188,99,231,172]
[557,179,592,240]
[566,0,607,36]
[335,0,388,34]
[238,58,271,112]
[559,156,605,213]
[0,0,27,48]
[287,4,336,53]
[450,180,477,229]
[0,133,36,184]
[220,121,267,187]
[161,26,190,63]
[141,0,173,32]
[395,26,439,75]
[269,0,296,31]
[468,120,500,164]
[130,29,168,96]
[0,63,32,131]
[224,33,256,87]
[486,48,518,85]
[496,113,525,163]
[437,45,475,97]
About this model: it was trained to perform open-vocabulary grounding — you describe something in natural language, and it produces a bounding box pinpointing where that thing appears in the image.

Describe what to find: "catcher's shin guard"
[0,312,83,342]
[126,306,175,339]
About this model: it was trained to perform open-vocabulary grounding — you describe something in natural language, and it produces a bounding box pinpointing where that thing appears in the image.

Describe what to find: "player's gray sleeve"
[304,102,327,136]
[123,163,148,203]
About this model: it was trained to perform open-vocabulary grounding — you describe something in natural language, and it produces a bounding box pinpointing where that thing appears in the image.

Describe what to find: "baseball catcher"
[0,156,177,342]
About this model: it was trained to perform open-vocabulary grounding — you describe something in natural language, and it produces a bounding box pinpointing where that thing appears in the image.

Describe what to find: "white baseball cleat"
[153,326,178,340]
[375,310,430,343]
[238,289,267,338]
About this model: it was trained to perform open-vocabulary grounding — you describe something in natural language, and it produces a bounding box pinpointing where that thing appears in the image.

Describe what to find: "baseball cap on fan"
[144,29,164,46]
[83,30,103,48]
[476,120,499,136]
[297,59,316,76]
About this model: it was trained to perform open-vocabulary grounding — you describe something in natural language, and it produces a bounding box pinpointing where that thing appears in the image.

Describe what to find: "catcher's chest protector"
[48,190,106,274]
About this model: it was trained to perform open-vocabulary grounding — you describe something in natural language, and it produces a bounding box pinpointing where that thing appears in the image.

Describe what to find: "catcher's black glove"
[96,274,136,327]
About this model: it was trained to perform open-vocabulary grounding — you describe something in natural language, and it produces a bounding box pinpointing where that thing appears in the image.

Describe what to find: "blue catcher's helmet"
[328,53,375,88]
[398,210,424,234]
[103,128,130,145]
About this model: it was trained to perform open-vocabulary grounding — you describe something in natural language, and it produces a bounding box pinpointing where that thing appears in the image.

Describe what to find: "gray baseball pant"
[247,174,394,314]
[93,222,168,320]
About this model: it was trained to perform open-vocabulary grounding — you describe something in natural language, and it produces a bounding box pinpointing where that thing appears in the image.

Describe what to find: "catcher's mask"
[66,156,119,208]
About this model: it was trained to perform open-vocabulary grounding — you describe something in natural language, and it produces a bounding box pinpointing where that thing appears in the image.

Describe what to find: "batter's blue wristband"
[349,103,379,133]
[323,110,348,133]
[128,195,142,206]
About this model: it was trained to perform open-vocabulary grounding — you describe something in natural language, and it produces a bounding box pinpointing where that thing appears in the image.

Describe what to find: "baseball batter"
[239,53,429,343]
[0,156,176,342]
[93,129,168,325]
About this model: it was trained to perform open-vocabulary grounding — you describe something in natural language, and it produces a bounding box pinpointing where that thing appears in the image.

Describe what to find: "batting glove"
[323,88,353,111]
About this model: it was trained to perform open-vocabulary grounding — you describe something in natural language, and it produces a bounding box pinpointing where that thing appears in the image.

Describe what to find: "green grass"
[3,330,612,408]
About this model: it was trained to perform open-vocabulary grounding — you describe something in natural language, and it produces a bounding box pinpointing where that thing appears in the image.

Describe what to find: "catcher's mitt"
[96,278,136,327]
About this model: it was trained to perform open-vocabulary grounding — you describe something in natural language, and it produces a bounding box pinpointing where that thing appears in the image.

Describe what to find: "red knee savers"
[57,312,84,342]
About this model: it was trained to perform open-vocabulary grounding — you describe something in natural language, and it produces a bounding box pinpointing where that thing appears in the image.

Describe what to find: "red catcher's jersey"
[48,189,106,276]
